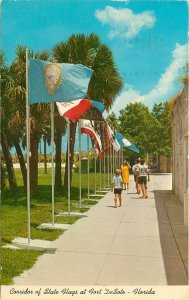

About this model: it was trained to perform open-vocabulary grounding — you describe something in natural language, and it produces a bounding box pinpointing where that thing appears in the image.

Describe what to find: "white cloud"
[95,6,156,40]
[110,43,188,114]
[109,84,140,115]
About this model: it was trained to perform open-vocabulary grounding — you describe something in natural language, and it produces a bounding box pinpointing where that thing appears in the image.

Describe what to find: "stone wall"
[172,83,188,224]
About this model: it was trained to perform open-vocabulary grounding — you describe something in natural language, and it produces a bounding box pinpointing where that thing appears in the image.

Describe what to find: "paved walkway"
[13,174,188,286]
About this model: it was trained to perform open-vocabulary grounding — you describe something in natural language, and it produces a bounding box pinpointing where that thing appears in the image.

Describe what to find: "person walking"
[121,160,131,190]
[111,169,123,207]
[138,159,150,198]
[132,159,141,194]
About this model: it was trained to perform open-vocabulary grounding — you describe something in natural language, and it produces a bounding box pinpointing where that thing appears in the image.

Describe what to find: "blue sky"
[2,0,188,113]
[2,0,188,152]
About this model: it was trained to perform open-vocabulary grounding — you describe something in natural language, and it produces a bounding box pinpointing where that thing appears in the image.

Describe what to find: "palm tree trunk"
[63,122,77,194]
[55,128,63,192]
[30,134,39,194]
[1,130,17,194]
[1,160,7,190]
[43,135,47,174]
[13,140,27,190]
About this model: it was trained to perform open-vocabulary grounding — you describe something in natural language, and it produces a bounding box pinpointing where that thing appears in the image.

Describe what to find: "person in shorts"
[138,159,150,198]
[111,169,123,207]
[132,159,141,194]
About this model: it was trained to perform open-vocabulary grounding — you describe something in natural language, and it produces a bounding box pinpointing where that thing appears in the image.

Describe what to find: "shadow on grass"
[154,189,188,285]
[1,238,12,244]
[2,185,90,207]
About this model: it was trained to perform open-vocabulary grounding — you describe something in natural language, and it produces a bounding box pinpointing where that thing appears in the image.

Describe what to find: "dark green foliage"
[106,102,172,157]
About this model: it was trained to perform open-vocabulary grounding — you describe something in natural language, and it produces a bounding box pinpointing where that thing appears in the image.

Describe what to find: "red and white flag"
[106,124,121,152]
[79,119,102,159]
[56,99,92,123]
[56,99,105,123]
[104,124,111,154]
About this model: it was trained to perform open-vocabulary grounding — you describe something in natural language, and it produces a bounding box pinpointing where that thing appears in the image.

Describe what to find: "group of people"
[111,158,150,208]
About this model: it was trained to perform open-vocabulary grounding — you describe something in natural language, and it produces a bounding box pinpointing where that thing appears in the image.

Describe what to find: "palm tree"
[1,51,18,194]
[42,126,51,174]
[53,33,123,193]
[54,108,67,191]
[106,112,118,130]
[4,60,27,189]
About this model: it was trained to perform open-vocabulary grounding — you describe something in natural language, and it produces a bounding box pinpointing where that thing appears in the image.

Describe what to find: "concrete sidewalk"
[13,174,188,286]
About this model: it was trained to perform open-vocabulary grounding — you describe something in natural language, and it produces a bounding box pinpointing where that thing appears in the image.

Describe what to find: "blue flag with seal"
[28,59,94,104]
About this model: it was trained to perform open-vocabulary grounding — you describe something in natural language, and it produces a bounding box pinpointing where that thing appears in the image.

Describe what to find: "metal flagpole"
[119,152,120,167]
[115,151,116,169]
[122,148,124,165]
[78,122,82,208]
[99,155,102,191]
[68,119,71,214]
[103,123,106,188]
[99,127,102,191]
[51,103,55,226]
[112,146,115,174]
[104,151,105,188]
[87,134,90,200]
[107,151,110,187]
[94,150,97,195]
[26,48,31,244]
[110,143,112,179]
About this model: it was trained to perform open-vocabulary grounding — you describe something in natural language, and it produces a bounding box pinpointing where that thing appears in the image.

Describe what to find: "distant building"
[171,80,188,225]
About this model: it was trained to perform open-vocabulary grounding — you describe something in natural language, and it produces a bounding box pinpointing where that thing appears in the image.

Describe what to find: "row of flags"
[28,58,140,156]
[78,120,139,158]
[26,56,140,243]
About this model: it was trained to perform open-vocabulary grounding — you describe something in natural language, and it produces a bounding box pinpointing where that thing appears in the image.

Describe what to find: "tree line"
[106,101,172,159]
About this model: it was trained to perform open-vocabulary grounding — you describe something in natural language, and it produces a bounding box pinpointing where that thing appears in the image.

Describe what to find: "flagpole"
[87,134,89,200]
[107,151,110,187]
[122,148,124,165]
[110,144,112,180]
[118,153,119,168]
[119,152,120,168]
[112,146,115,174]
[26,48,30,244]
[78,122,82,208]
[68,119,71,214]
[51,103,55,226]
[94,149,97,195]
[103,123,106,188]
[99,122,102,191]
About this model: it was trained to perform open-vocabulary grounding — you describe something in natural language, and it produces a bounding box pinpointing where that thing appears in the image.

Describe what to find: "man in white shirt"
[138,160,150,198]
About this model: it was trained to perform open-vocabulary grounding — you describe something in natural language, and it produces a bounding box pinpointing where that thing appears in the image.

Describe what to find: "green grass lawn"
[1,168,111,285]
